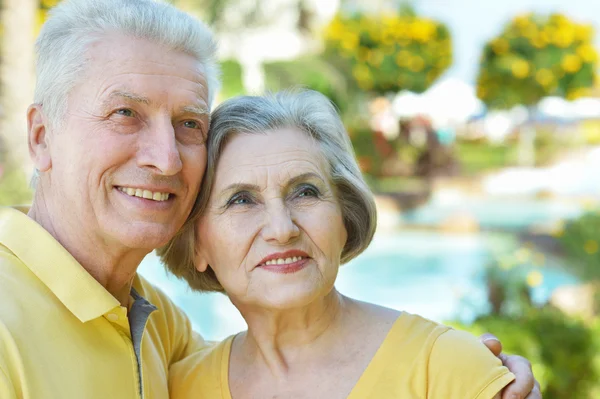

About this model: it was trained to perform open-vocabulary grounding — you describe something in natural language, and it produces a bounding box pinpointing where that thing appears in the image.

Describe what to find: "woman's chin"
[226,264,339,312]
[244,282,333,311]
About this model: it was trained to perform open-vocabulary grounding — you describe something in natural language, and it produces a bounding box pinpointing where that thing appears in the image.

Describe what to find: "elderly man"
[0,0,217,397]
[0,0,539,398]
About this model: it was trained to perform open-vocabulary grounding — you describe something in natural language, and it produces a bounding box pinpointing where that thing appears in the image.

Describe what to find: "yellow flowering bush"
[476,13,598,109]
[324,10,452,93]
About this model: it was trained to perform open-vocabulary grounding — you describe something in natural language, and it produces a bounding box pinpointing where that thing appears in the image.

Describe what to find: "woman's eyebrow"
[221,182,260,194]
[286,172,325,187]
[219,172,325,196]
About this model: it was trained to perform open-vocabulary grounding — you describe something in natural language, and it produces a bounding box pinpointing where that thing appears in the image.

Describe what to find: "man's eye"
[115,108,134,117]
[183,120,200,129]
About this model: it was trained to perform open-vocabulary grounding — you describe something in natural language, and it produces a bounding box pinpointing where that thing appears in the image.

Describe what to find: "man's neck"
[28,194,148,306]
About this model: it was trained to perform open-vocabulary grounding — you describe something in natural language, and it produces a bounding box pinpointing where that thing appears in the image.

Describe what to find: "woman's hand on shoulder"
[480,333,542,399]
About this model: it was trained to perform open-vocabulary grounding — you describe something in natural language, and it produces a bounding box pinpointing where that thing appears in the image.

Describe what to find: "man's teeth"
[264,256,305,266]
[118,187,170,201]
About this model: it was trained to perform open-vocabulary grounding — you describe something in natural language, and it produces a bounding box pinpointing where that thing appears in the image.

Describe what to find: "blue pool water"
[139,230,577,341]
[401,195,583,230]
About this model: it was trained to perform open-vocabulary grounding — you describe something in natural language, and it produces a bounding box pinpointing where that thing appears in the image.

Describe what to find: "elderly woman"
[161,90,523,398]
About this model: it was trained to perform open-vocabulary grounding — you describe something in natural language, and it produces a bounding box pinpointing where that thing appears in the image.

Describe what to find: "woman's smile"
[256,250,312,274]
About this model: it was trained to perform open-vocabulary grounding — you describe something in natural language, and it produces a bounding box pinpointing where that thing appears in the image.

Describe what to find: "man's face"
[45,33,209,251]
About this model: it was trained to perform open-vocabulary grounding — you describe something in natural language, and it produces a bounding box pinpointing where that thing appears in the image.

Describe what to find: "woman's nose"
[261,201,300,244]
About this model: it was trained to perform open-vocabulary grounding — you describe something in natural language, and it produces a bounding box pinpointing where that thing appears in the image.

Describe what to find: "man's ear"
[27,104,52,172]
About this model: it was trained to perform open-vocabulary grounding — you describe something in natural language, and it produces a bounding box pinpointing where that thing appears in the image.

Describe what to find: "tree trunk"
[518,107,537,167]
[1,0,37,177]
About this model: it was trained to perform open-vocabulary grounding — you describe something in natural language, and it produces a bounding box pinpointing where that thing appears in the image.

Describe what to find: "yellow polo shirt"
[170,313,515,398]
[0,207,207,399]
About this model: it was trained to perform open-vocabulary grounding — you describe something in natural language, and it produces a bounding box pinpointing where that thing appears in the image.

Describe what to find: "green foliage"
[460,246,600,398]
[453,308,600,399]
[264,56,351,113]
[454,140,517,176]
[558,210,600,282]
[219,59,245,100]
[453,130,576,175]
[477,13,598,109]
[533,128,581,166]
[170,0,230,26]
[0,162,32,206]
[323,9,452,94]
[341,104,391,179]
[346,125,383,177]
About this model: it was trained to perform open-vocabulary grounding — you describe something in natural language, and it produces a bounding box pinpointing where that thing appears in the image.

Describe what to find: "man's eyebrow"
[107,90,151,105]
[102,92,210,120]
[180,104,210,117]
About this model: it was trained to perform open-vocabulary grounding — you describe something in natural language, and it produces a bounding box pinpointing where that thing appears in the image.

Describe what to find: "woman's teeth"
[264,256,304,266]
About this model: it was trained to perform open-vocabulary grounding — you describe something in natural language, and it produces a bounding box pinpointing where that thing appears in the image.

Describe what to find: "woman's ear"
[194,247,209,273]
[193,225,210,273]
[27,104,52,172]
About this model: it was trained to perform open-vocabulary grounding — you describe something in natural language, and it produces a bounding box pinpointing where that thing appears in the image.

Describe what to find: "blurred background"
[2,0,600,397]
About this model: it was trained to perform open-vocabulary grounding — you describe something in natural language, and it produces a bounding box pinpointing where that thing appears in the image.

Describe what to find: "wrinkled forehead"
[77,33,209,102]
[214,128,330,183]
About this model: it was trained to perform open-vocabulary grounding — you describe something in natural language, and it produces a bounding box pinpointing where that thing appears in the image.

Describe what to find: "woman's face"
[195,127,348,310]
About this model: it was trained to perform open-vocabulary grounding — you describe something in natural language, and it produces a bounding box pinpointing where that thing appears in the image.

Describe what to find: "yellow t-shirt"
[170,312,515,399]
[0,207,208,399]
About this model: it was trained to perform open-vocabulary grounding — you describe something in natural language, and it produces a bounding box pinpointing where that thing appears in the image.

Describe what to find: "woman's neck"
[233,289,350,379]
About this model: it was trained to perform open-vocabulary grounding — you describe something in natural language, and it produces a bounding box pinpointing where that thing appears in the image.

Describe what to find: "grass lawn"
[454,141,518,176]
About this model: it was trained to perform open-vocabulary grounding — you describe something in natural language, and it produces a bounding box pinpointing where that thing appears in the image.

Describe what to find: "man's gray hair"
[34,0,220,129]
[159,89,378,293]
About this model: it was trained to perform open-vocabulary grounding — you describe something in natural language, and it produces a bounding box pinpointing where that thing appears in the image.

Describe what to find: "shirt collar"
[0,207,121,322]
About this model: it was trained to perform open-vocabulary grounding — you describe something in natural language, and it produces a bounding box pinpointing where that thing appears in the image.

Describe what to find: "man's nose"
[137,119,183,176]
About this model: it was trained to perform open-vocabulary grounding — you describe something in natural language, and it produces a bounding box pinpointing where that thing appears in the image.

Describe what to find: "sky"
[416,0,600,83]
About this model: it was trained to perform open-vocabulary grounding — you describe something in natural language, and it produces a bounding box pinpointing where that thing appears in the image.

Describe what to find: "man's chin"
[107,222,178,252]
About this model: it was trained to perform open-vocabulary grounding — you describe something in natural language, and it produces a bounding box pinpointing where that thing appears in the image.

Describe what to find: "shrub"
[558,210,600,283]
[452,308,600,398]
[477,13,598,109]
[323,7,452,94]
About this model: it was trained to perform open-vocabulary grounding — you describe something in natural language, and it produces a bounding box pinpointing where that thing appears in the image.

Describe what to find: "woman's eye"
[297,185,319,198]
[227,192,254,206]
[115,108,134,117]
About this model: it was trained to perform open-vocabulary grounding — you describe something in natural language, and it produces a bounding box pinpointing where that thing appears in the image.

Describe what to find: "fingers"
[524,380,542,399]
[478,333,540,398]
[479,333,503,357]
[501,355,536,399]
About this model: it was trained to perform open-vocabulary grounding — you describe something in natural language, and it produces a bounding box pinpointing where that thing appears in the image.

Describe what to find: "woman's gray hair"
[34,0,220,129]
[159,89,378,293]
